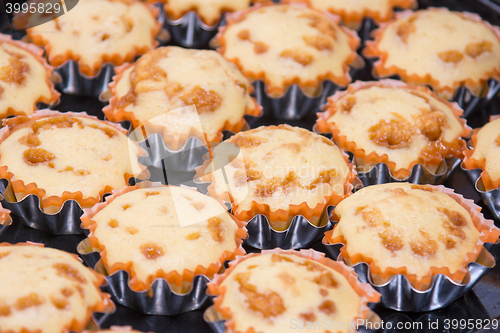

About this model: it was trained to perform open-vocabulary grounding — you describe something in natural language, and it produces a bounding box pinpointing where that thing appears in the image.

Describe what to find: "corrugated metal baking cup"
[253,65,363,120]
[322,240,497,312]
[77,238,213,316]
[165,11,222,48]
[243,206,334,250]
[0,177,88,235]
[356,157,462,187]
[55,61,115,96]
[454,79,500,118]
[461,163,500,221]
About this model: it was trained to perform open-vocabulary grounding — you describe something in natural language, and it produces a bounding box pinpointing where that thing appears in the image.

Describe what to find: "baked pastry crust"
[104,46,261,150]
[463,116,500,191]
[364,8,500,99]
[0,243,110,333]
[25,0,161,77]
[208,249,380,333]
[316,80,470,179]
[0,110,143,211]
[216,3,360,97]
[0,33,59,118]
[81,184,247,292]
[325,183,500,290]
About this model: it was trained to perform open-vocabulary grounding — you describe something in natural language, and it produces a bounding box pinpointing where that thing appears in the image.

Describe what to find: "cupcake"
[316,80,470,181]
[104,46,261,150]
[463,116,500,191]
[286,0,416,29]
[0,110,143,214]
[0,33,59,118]
[364,8,500,99]
[80,184,246,313]
[24,0,161,77]
[200,124,356,231]
[216,3,360,98]
[0,243,111,333]
[163,0,256,26]
[207,249,381,333]
[325,183,500,292]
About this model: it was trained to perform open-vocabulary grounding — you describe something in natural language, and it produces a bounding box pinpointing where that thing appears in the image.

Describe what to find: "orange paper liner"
[103,62,263,151]
[0,33,60,117]
[363,8,500,99]
[0,242,113,333]
[25,0,161,78]
[324,184,500,291]
[161,0,270,26]
[0,109,146,212]
[215,2,361,98]
[284,0,416,27]
[316,79,472,179]
[0,202,10,225]
[207,248,381,333]
[196,142,357,226]
[463,115,500,191]
[80,183,248,293]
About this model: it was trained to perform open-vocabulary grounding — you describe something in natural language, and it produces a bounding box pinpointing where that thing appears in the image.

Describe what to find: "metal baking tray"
[1,0,500,332]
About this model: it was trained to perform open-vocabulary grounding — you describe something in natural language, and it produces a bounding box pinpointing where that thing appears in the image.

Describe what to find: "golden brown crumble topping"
[300,312,317,322]
[232,135,268,148]
[255,171,298,197]
[369,119,415,149]
[465,41,493,58]
[355,206,382,227]
[300,13,337,39]
[18,133,41,147]
[23,148,55,166]
[306,169,338,190]
[0,51,29,85]
[282,142,301,153]
[53,263,87,284]
[411,184,436,192]
[438,207,467,240]
[417,111,447,142]
[145,191,160,197]
[379,229,404,252]
[0,252,9,259]
[438,50,464,63]
[179,86,222,113]
[235,272,286,318]
[123,204,131,210]
[31,116,84,133]
[108,219,119,228]
[397,21,416,43]
[318,300,336,314]
[60,288,73,297]
[126,226,139,235]
[303,35,333,51]
[237,29,250,40]
[253,41,269,54]
[0,305,10,316]
[312,271,338,289]
[185,232,201,240]
[341,96,356,113]
[410,240,437,257]
[140,242,165,259]
[51,297,69,310]
[208,217,224,242]
[440,234,457,249]
[278,272,296,285]
[271,254,294,263]
[15,293,44,310]
[280,49,313,66]
[319,288,328,297]
[496,134,500,146]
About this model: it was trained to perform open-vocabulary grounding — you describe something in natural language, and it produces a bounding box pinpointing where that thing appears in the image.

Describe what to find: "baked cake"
[205,124,354,227]
[216,3,360,97]
[316,80,469,178]
[104,46,261,149]
[291,0,416,28]
[328,183,487,288]
[208,250,380,333]
[0,33,59,118]
[364,8,500,98]
[463,116,500,191]
[0,243,108,333]
[163,0,255,25]
[82,185,245,291]
[26,0,160,76]
[0,111,142,211]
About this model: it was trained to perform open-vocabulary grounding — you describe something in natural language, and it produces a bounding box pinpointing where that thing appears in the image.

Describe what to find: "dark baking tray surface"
[2,0,500,332]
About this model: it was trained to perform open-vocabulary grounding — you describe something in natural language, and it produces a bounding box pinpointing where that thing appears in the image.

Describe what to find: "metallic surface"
[78,238,213,316]
[165,12,221,49]
[462,163,500,221]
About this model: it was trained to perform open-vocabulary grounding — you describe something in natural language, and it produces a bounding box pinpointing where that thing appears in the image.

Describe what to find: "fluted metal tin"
[356,157,462,187]
[165,11,222,48]
[323,240,497,312]
[461,164,500,221]
[454,80,500,118]
[137,133,208,172]
[77,238,212,316]
[0,177,88,235]
[55,61,115,96]
[243,206,334,250]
